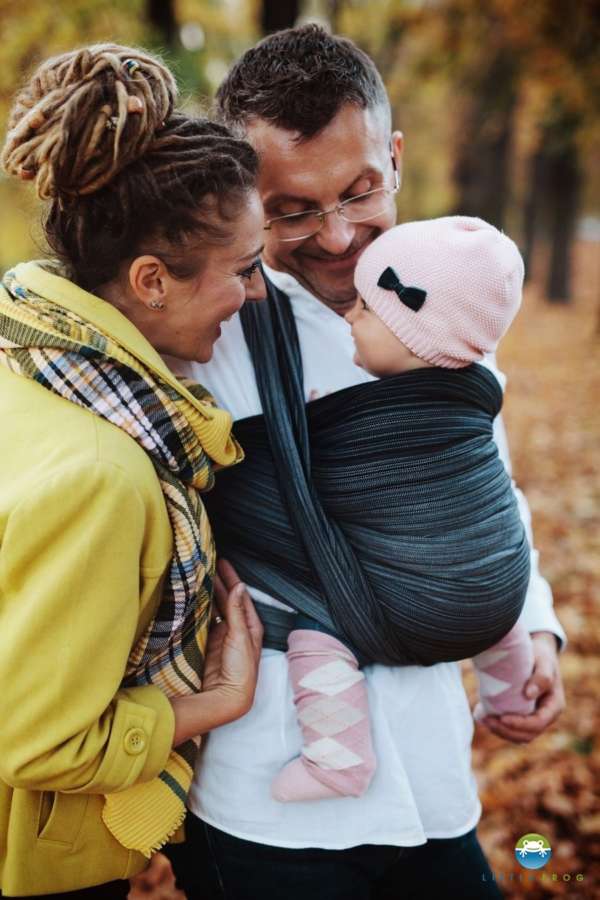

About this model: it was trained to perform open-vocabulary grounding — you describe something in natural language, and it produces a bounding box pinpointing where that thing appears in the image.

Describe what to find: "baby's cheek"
[354,319,371,343]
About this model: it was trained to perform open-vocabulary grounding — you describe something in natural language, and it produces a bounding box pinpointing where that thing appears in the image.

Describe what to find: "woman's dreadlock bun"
[1,43,177,199]
[1,43,259,292]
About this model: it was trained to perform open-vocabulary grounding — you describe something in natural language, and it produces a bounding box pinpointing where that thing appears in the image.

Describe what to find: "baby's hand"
[308,388,335,401]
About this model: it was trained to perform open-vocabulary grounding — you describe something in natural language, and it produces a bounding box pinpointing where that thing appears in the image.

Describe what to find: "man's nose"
[245,267,267,302]
[314,212,356,256]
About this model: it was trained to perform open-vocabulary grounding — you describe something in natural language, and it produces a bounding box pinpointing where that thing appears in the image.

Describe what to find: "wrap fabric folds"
[204,280,530,666]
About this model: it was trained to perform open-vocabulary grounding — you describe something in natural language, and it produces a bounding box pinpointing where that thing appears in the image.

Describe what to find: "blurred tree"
[523,101,583,303]
[261,0,299,33]
[449,35,518,229]
[147,0,177,47]
[517,0,599,301]
[0,0,149,269]
[440,0,599,301]
[544,109,582,303]
[328,0,342,32]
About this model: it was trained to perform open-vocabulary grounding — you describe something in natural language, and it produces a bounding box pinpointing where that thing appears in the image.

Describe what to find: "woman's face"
[129,189,266,362]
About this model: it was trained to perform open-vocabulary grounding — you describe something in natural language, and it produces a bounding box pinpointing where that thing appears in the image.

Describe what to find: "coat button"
[124,727,147,755]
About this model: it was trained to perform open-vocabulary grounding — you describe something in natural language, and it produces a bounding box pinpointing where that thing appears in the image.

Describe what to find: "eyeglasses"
[264,157,400,243]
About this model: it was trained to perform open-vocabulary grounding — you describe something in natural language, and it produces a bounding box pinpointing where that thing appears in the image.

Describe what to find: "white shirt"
[172,266,565,850]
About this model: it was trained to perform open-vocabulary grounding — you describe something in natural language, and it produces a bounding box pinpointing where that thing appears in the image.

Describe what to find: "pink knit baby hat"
[354,216,524,368]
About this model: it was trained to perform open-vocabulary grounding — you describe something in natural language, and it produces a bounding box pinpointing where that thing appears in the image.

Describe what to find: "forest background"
[0,1,598,897]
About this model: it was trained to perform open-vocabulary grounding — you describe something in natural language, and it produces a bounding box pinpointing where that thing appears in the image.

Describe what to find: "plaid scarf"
[0,262,243,857]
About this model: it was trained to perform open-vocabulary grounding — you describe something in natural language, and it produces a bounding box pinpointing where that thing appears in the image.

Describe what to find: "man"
[168,24,565,900]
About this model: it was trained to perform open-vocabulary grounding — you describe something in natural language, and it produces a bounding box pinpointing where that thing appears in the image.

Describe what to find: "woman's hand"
[128,852,185,899]
[201,559,264,720]
[169,560,263,746]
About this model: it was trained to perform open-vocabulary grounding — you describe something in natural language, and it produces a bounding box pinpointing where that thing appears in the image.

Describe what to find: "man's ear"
[128,255,168,310]
[391,130,404,188]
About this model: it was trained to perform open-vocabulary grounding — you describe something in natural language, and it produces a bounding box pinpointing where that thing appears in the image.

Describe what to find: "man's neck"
[261,261,355,317]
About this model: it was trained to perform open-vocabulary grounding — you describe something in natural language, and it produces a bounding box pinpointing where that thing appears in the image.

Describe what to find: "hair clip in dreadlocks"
[101,104,119,131]
[123,59,141,77]
[127,95,144,114]
[28,110,45,130]
[18,165,36,181]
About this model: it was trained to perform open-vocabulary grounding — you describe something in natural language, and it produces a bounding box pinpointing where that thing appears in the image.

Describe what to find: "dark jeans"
[165,812,504,900]
[0,882,129,899]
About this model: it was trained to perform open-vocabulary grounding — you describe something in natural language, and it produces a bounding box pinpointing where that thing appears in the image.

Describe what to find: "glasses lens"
[268,211,322,241]
[340,189,394,223]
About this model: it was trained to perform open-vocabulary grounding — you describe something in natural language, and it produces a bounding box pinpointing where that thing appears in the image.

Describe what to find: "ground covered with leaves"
[468,241,599,898]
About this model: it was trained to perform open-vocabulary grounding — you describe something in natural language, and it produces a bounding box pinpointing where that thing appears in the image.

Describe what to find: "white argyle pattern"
[477,670,513,698]
[298,659,364,696]
[474,648,509,669]
[303,737,364,770]
[298,695,365,737]
[475,646,513,698]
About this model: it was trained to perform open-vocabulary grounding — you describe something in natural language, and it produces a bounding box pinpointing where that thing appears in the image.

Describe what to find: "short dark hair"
[215,24,390,140]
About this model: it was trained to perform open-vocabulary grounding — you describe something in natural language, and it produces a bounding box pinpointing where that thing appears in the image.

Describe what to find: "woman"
[0,44,265,898]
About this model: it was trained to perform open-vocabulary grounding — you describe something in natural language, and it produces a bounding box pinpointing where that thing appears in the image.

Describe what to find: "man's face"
[246,105,404,316]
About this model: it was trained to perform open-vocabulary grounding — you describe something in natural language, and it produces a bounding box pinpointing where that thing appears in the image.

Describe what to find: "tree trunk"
[521,147,546,283]
[451,46,518,230]
[261,0,300,34]
[521,100,582,301]
[147,0,177,47]
[545,129,581,303]
[329,0,343,31]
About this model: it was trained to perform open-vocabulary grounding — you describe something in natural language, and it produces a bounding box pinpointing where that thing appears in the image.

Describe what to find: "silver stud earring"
[149,299,165,311]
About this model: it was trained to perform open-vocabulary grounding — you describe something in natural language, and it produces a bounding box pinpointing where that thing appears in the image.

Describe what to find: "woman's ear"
[128,256,169,311]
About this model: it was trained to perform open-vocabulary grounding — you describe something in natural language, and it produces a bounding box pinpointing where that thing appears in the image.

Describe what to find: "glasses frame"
[264,154,400,243]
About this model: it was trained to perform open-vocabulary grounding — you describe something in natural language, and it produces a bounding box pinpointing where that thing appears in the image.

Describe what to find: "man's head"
[215,24,403,314]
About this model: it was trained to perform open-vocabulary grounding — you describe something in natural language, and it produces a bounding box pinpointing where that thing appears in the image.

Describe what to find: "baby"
[272,216,536,803]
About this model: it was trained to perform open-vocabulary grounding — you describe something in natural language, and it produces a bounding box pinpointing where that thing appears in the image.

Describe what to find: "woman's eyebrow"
[236,244,265,262]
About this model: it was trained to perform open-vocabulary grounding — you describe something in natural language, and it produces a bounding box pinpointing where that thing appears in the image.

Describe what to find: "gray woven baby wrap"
[205,280,530,666]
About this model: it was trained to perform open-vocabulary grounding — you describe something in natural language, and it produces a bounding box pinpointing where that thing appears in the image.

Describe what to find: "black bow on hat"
[377,267,427,311]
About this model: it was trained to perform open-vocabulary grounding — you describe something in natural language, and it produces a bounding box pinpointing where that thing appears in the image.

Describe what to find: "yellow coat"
[0,269,179,895]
